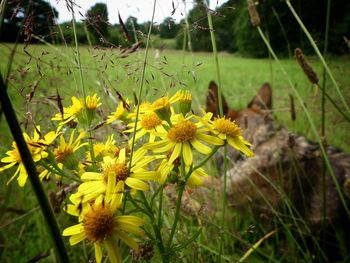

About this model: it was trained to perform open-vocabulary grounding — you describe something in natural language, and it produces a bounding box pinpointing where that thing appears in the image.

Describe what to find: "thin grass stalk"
[205,5,228,262]
[130,17,138,43]
[0,73,70,262]
[321,0,332,232]
[271,6,291,58]
[285,0,350,117]
[2,0,32,85]
[127,0,156,174]
[248,166,324,260]
[83,21,93,47]
[71,5,96,163]
[206,9,223,117]
[256,25,350,219]
[0,0,8,35]
[182,0,193,56]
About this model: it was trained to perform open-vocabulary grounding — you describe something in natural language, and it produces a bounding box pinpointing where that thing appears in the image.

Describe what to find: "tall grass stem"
[321,0,331,232]
[0,0,8,36]
[285,0,350,117]
[256,25,350,219]
[127,0,156,175]
[206,6,228,262]
[71,4,96,163]
[0,73,70,262]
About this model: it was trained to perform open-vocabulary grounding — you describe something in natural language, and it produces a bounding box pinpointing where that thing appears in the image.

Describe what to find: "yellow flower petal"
[115,215,145,226]
[125,177,149,191]
[0,161,16,170]
[18,166,28,187]
[115,230,139,250]
[69,232,86,245]
[187,174,203,188]
[227,137,254,157]
[182,142,193,166]
[94,243,103,263]
[191,139,212,155]
[143,140,168,150]
[196,133,224,146]
[81,172,102,180]
[132,171,159,181]
[109,181,124,211]
[63,224,84,236]
[116,223,144,236]
[6,166,20,185]
[105,238,122,263]
[169,143,181,164]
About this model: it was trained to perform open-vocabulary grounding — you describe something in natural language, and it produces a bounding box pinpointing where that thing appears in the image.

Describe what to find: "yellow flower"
[151,92,182,122]
[52,96,84,125]
[144,114,223,166]
[206,114,254,157]
[124,111,167,143]
[63,176,144,263]
[70,148,159,204]
[51,95,102,126]
[177,90,192,116]
[54,129,87,168]
[186,167,208,188]
[106,99,130,124]
[157,158,208,187]
[87,135,120,162]
[0,127,57,186]
[86,94,102,111]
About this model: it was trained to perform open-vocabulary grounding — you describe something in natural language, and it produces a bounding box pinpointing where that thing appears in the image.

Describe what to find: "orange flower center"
[54,146,73,162]
[140,112,162,130]
[83,204,114,242]
[13,145,22,163]
[103,163,129,183]
[213,117,241,137]
[167,120,197,143]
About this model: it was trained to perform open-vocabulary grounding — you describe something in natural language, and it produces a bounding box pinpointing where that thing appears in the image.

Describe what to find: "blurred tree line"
[1,0,349,57]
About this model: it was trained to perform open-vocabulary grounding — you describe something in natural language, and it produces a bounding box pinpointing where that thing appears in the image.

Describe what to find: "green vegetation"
[1,44,348,150]
[0,43,349,262]
[1,0,350,262]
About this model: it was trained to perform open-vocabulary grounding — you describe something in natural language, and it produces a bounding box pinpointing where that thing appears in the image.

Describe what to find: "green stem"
[285,0,350,117]
[206,6,223,117]
[206,9,227,260]
[0,0,8,36]
[157,186,164,229]
[128,0,156,172]
[193,146,220,171]
[256,26,350,219]
[314,83,350,122]
[218,145,228,262]
[0,73,69,262]
[321,0,331,230]
[71,4,96,164]
[166,181,185,251]
[139,192,166,260]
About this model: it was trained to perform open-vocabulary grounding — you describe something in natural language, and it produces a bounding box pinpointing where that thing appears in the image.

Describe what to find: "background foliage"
[2,0,350,57]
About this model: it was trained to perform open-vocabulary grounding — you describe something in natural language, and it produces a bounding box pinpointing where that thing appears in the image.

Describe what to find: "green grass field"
[1,43,349,151]
[0,43,349,262]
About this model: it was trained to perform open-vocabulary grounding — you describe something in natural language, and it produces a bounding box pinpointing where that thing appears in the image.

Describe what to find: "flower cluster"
[0,90,253,262]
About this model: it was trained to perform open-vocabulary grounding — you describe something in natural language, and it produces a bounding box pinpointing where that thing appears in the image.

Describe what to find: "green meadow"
[0,43,349,262]
[1,43,349,151]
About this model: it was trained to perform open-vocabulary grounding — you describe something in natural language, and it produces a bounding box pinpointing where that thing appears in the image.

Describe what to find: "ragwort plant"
[0,89,254,262]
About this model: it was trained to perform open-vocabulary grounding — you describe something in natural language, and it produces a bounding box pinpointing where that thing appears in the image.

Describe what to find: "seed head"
[294,48,319,84]
[247,0,260,27]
